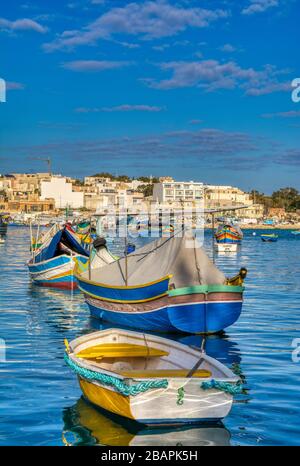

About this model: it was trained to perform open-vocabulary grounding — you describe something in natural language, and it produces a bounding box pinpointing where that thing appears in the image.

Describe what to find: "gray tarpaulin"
[84,231,226,288]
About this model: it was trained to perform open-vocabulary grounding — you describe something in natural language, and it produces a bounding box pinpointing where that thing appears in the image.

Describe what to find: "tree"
[271,187,300,211]
[137,184,154,197]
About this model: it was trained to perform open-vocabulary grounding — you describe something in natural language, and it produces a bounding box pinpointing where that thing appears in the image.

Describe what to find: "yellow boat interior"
[68,329,234,381]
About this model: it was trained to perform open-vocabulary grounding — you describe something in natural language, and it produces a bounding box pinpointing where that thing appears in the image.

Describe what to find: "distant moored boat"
[261,234,278,242]
[215,224,243,245]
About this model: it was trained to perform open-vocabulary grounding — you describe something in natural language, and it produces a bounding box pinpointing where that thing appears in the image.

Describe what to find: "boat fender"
[93,237,107,250]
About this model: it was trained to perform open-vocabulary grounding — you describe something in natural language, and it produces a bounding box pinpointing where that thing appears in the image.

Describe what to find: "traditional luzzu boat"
[64,328,242,425]
[75,232,247,334]
[261,233,278,242]
[291,230,300,236]
[27,223,91,290]
[63,398,231,446]
[215,223,243,245]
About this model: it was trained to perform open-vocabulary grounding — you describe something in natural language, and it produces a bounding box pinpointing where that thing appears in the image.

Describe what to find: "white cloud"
[75,104,165,112]
[242,0,278,16]
[0,17,48,33]
[142,59,291,96]
[219,43,236,53]
[43,1,229,51]
[62,60,133,72]
[262,110,300,118]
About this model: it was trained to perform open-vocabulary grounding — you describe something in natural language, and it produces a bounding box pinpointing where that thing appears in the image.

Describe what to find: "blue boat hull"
[87,299,243,334]
[28,254,88,289]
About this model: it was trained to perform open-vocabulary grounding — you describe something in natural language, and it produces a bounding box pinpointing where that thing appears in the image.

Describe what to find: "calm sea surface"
[0,227,300,446]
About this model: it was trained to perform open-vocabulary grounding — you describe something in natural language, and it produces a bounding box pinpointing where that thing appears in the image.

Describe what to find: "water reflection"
[62,398,231,446]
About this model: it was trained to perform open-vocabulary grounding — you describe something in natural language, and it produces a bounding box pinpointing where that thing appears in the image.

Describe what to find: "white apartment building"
[153,180,204,204]
[40,177,84,209]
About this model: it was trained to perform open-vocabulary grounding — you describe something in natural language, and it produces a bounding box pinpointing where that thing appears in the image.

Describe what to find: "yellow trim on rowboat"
[119,369,212,378]
[76,343,169,359]
[78,285,168,304]
[75,273,173,290]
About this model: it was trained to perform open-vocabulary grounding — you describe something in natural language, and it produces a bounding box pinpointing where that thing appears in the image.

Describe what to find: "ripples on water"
[0,227,299,446]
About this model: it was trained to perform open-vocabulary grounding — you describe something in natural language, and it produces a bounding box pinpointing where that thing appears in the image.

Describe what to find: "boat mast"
[124,208,128,287]
[211,212,215,263]
[88,215,92,280]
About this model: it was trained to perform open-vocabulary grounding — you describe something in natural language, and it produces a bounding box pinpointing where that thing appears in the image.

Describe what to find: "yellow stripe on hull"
[48,269,73,280]
[79,378,134,420]
[76,273,173,290]
[78,285,168,304]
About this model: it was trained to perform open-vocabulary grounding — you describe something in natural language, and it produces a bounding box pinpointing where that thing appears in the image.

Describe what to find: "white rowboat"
[65,328,240,425]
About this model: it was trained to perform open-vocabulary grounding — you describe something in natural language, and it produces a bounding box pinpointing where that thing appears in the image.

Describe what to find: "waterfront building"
[40,177,84,209]
[204,185,252,209]
[153,180,204,204]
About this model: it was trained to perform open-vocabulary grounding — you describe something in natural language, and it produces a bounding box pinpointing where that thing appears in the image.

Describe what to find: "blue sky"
[0,0,299,193]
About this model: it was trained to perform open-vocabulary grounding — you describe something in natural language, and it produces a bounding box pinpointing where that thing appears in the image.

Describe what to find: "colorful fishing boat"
[291,230,300,236]
[27,223,90,290]
[261,233,278,242]
[215,223,243,244]
[64,328,242,425]
[76,232,247,334]
[63,398,231,446]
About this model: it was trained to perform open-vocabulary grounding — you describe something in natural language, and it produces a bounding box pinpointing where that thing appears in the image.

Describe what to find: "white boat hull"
[215,243,238,253]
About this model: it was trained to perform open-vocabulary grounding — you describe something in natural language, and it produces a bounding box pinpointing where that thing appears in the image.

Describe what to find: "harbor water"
[0,227,300,446]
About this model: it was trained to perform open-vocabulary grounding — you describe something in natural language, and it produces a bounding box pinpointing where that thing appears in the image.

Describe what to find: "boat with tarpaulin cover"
[75,231,247,334]
[64,328,242,425]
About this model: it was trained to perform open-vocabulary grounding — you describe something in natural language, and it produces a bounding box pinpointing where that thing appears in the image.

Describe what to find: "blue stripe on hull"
[216,239,241,244]
[79,277,170,302]
[28,255,71,273]
[88,301,242,334]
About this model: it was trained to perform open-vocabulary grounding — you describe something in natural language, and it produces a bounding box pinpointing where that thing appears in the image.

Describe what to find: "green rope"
[176,386,185,405]
[64,353,168,397]
[201,379,243,395]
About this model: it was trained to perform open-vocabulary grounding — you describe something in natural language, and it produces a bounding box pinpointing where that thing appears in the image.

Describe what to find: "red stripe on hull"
[35,281,78,290]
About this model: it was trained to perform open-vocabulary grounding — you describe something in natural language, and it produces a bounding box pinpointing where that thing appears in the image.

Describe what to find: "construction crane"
[29,157,52,175]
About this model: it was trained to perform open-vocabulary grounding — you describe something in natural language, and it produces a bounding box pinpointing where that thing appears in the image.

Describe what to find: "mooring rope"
[64,353,169,396]
[201,379,243,395]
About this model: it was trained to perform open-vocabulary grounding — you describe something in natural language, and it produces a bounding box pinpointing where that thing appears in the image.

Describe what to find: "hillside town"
[0,172,299,226]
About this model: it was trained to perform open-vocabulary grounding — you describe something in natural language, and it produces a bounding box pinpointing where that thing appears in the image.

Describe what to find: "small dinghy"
[64,328,241,425]
[291,230,300,236]
[261,233,278,242]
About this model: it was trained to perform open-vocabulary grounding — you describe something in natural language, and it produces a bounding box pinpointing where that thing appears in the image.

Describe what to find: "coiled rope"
[64,353,168,396]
